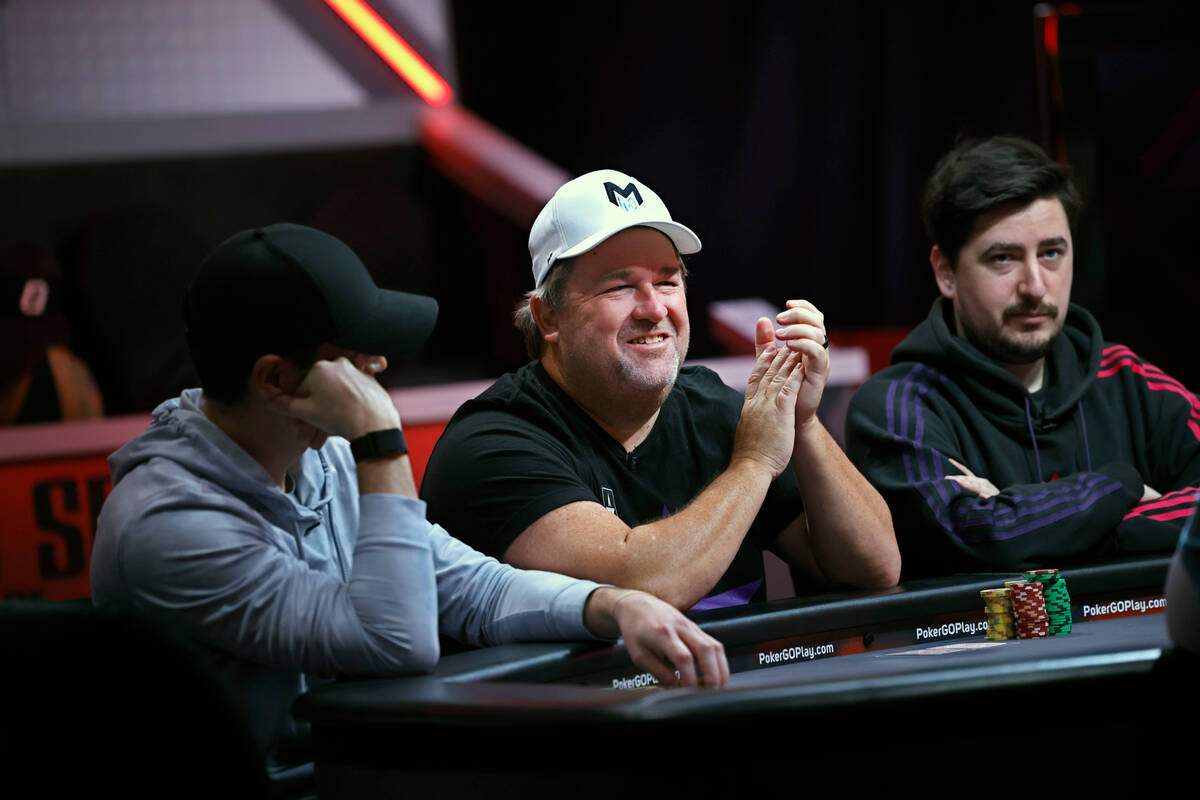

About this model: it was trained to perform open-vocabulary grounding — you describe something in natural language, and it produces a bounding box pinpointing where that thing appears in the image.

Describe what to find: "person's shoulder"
[96,455,279,596]
[444,363,553,425]
[853,360,952,404]
[1097,342,1158,375]
[661,365,743,427]
[473,361,546,404]
[104,455,265,539]
[443,362,582,443]
[1094,342,1196,393]
[674,363,742,400]
[677,363,735,388]
[424,366,582,495]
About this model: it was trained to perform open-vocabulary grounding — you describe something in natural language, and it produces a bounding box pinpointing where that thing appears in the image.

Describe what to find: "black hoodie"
[846,298,1200,578]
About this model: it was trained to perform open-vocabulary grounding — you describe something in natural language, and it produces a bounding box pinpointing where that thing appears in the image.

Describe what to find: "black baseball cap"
[184,223,438,365]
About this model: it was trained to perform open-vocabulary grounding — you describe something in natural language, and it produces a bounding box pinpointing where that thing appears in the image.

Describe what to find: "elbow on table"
[851,529,902,590]
[857,554,902,590]
[359,628,441,677]
[405,637,441,674]
[854,515,902,589]
[652,583,709,613]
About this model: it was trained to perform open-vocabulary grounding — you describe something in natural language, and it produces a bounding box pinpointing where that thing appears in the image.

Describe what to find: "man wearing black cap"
[421,171,899,612]
[91,223,727,781]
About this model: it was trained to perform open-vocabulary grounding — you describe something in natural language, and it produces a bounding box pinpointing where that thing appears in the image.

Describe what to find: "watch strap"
[350,428,408,462]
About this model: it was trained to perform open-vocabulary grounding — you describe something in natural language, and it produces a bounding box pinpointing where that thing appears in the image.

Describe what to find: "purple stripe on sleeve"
[891,366,954,531]
[957,474,1109,523]
[956,480,1125,543]
[886,378,899,435]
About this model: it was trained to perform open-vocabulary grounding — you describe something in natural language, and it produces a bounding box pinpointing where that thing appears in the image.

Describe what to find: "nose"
[631,283,668,323]
[1017,258,1047,300]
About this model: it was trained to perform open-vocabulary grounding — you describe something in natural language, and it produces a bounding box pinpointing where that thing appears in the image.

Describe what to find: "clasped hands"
[734,300,831,479]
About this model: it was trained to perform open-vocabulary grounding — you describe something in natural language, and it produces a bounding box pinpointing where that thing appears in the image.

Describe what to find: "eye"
[1040,247,1063,260]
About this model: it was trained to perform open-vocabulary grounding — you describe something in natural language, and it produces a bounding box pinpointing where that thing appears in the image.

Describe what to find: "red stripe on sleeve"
[1148,507,1196,523]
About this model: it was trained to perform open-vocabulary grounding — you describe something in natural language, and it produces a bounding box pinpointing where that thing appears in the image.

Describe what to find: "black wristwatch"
[350,428,408,462]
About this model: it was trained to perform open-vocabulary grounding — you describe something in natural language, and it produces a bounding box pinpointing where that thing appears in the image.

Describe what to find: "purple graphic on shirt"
[689,580,763,612]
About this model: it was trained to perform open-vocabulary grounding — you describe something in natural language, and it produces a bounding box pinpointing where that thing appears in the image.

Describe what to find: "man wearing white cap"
[422,171,898,610]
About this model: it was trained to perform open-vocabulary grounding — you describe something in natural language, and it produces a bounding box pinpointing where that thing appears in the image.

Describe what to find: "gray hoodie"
[92,389,599,766]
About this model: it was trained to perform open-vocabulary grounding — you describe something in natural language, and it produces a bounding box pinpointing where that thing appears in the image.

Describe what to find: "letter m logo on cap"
[604,181,643,212]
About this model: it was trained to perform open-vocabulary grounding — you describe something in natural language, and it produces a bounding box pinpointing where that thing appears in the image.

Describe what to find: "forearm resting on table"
[505,458,774,610]
[582,587,731,688]
[783,419,899,589]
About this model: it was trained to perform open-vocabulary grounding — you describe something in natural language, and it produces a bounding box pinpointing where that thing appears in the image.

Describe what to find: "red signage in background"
[0,455,112,600]
[0,411,454,601]
[0,369,779,601]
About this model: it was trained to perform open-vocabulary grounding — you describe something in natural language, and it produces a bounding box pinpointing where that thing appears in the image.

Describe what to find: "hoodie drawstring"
[1023,395,1045,484]
[1077,401,1094,472]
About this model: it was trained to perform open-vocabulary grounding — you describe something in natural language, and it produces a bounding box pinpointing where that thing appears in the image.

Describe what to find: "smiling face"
[933,196,1073,367]
[540,226,689,407]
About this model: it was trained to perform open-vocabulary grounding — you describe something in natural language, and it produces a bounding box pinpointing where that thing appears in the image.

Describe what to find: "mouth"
[626,333,670,345]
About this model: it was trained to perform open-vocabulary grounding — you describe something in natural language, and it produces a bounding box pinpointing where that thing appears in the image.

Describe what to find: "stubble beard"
[559,327,688,418]
[959,301,1063,365]
[614,342,685,394]
[614,320,689,396]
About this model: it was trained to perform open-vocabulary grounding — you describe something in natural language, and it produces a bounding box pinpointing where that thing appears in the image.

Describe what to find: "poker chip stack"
[980,588,1015,641]
[1007,581,1050,638]
[1025,568,1073,635]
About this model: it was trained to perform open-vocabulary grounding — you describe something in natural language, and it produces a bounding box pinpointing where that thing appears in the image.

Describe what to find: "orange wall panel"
[0,456,113,600]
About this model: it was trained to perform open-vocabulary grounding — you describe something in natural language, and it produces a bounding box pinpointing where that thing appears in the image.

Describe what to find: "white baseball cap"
[528,169,702,287]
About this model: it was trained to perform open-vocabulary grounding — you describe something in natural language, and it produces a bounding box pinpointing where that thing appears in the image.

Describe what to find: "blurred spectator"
[1167,505,1200,655]
[0,240,104,425]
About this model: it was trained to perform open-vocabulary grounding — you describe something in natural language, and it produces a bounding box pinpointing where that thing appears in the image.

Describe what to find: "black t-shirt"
[420,362,805,609]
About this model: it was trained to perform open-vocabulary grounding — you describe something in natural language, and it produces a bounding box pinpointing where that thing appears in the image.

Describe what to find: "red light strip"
[324,0,453,107]
[1043,12,1059,57]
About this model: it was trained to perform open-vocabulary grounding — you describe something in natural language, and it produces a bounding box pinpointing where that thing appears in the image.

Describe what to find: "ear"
[930,245,956,300]
[248,354,302,401]
[529,295,560,345]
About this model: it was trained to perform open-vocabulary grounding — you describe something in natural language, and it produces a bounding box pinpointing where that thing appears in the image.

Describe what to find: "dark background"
[1,0,1196,415]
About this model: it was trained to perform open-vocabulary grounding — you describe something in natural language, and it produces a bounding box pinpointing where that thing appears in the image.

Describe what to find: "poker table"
[295,555,1195,794]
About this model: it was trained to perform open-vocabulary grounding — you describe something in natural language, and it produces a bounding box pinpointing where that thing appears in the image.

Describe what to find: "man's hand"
[270,356,400,440]
[946,458,1000,499]
[757,300,830,433]
[732,345,806,479]
[583,588,729,688]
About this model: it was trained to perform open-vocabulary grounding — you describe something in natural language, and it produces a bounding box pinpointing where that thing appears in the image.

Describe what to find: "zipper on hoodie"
[318,452,349,583]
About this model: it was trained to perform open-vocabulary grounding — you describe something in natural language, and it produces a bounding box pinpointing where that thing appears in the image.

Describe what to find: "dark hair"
[188,335,319,406]
[922,136,1082,267]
